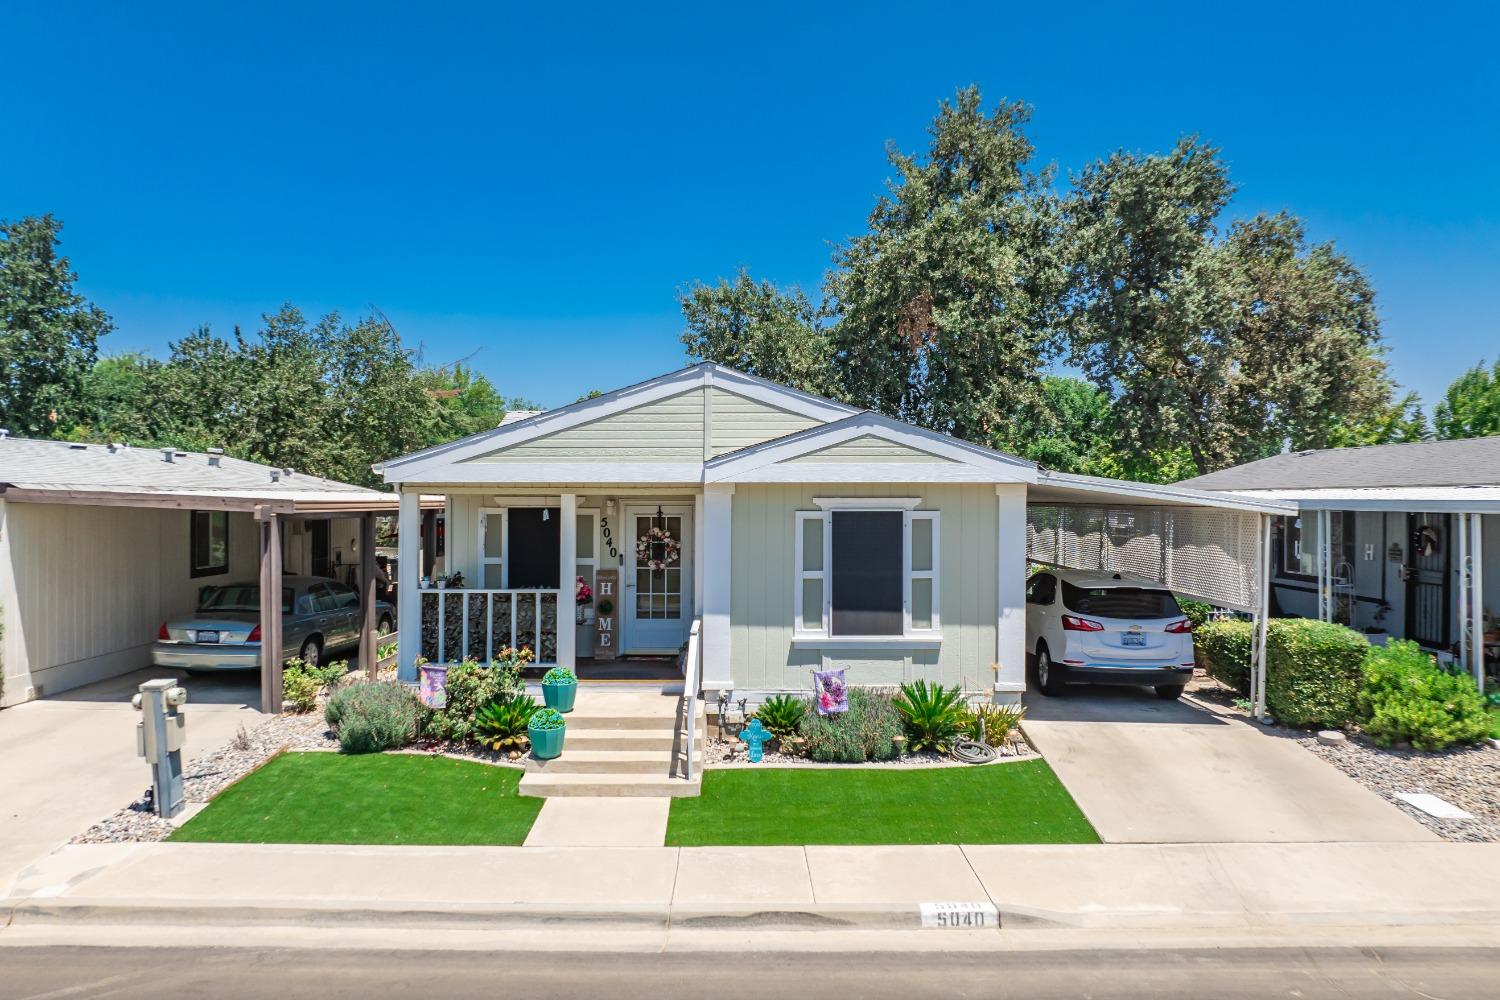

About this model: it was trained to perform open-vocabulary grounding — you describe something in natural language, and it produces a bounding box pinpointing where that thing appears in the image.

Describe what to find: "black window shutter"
[830,511,903,636]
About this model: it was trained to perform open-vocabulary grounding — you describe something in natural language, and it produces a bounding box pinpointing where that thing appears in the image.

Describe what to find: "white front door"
[623,504,693,654]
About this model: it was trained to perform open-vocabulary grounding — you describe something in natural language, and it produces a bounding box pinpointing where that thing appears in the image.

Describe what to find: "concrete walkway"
[523,798,672,847]
[1020,684,1436,843]
[0,669,263,894]
[8,840,1500,932]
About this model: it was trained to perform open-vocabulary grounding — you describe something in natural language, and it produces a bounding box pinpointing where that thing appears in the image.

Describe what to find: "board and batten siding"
[0,500,259,704]
[728,483,1000,694]
[707,388,822,456]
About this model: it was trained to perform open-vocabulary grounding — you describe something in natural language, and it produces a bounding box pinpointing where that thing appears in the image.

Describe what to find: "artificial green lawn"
[666,760,1099,846]
[169,752,542,845]
[1489,707,1500,740]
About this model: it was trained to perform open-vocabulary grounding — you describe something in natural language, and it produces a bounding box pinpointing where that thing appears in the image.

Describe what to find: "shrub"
[797,687,904,763]
[1178,599,1214,629]
[1358,640,1489,750]
[962,702,1026,744]
[474,694,539,749]
[894,680,966,753]
[426,656,525,742]
[752,694,808,738]
[1265,619,1366,727]
[325,682,423,754]
[1195,619,1253,695]
[528,707,566,732]
[542,666,577,685]
[281,657,349,713]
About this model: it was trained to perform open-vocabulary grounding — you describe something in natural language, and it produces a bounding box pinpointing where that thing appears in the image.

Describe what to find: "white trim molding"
[812,496,924,510]
[790,636,943,650]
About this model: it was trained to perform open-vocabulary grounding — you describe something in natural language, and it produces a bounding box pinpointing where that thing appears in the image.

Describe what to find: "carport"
[0,437,433,714]
[1024,471,1298,718]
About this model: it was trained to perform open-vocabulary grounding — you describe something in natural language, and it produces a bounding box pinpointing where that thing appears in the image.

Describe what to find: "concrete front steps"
[518,686,705,798]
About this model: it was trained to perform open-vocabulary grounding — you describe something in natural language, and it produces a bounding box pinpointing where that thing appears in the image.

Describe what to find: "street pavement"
[3,943,1499,999]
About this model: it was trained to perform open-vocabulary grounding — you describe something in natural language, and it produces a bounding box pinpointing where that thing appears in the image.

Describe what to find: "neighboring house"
[1179,437,1499,683]
[0,436,396,707]
[378,364,1290,703]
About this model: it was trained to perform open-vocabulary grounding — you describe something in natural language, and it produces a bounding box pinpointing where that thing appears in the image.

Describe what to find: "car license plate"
[196,630,219,644]
[1122,633,1146,647]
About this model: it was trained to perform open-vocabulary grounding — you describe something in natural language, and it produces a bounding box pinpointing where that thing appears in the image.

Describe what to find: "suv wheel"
[1155,684,1186,701]
[1036,645,1067,697]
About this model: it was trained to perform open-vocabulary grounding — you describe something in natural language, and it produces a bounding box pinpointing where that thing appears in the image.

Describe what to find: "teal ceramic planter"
[529,719,566,760]
[542,680,577,713]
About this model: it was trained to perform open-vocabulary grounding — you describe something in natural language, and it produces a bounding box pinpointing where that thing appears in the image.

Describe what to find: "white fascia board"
[382,363,855,483]
[1226,487,1500,513]
[705,412,1037,484]
[1034,471,1297,515]
[387,462,705,486]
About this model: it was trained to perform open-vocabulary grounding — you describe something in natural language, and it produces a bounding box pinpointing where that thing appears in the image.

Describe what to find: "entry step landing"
[519,688,705,799]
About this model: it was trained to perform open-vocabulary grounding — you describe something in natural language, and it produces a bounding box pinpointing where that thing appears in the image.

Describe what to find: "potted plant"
[541,666,577,713]
[527,707,567,760]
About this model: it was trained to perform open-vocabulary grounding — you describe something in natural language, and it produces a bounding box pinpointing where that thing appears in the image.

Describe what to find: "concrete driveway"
[0,668,263,893]
[1021,681,1437,844]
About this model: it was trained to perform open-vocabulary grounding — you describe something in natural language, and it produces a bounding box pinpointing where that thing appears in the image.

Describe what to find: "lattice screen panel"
[1027,504,1263,612]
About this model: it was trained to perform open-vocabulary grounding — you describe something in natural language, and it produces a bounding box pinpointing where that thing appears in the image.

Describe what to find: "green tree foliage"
[830,90,1063,442]
[1324,389,1429,447]
[1062,140,1397,476]
[0,215,114,435]
[679,270,838,397]
[1433,358,1500,439]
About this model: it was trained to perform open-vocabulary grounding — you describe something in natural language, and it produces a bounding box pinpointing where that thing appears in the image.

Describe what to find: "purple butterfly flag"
[813,668,848,715]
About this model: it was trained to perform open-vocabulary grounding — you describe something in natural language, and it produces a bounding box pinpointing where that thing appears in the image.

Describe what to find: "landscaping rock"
[1316,730,1348,747]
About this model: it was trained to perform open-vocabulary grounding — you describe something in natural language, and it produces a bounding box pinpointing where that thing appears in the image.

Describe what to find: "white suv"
[1025,569,1195,700]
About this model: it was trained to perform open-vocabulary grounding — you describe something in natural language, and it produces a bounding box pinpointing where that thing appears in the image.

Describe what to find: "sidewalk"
[8,840,1500,935]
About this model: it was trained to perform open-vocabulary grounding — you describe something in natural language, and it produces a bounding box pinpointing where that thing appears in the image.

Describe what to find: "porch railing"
[682,618,702,781]
[418,588,561,665]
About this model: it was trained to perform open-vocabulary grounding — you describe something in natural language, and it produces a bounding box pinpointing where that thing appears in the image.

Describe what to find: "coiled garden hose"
[950,739,997,764]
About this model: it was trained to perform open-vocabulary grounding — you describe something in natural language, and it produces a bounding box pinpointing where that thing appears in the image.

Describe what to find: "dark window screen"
[1061,582,1180,619]
[830,511,903,636]
[507,508,560,589]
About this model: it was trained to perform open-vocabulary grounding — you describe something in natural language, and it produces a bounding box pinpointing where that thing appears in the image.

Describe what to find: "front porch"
[397,489,705,678]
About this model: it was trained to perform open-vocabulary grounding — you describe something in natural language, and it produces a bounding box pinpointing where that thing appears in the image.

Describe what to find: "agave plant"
[752,694,808,738]
[894,680,966,753]
[964,702,1026,745]
[474,694,539,749]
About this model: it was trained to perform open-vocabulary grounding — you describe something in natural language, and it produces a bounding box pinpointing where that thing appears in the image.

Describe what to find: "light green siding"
[784,434,957,464]
[465,389,707,463]
[709,388,822,456]
[729,483,998,694]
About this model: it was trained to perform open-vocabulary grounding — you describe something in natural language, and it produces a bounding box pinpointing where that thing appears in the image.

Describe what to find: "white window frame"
[478,506,507,588]
[793,506,940,641]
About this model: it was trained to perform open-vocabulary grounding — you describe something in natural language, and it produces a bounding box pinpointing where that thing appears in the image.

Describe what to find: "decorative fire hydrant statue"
[739,718,771,763]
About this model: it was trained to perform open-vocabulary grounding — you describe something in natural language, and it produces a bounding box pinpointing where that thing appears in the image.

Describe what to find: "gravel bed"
[704,732,1034,769]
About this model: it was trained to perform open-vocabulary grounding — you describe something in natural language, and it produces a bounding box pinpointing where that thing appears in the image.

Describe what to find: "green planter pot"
[542,680,577,713]
[529,720,566,760]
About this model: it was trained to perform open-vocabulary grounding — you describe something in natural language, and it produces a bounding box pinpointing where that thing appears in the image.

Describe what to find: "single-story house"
[378,363,1293,707]
[0,435,407,708]
[1178,437,1499,687]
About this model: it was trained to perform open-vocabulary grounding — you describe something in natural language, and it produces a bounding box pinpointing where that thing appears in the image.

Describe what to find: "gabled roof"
[0,435,392,512]
[705,411,1038,484]
[378,362,857,484]
[1177,436,1500,491]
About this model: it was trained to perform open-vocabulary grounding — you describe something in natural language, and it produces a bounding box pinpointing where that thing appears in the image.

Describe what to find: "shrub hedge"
[797,687,903,762]
[1195,619,1253,695]
[1358,640,1490,750]
[324,682,424,754]
[1264,619,1367,727]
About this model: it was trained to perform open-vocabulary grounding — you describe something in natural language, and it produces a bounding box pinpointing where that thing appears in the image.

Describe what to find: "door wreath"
[1412,523,1441,558]
[636,526,680,570]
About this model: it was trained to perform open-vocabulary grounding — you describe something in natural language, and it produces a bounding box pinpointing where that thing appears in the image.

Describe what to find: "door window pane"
[575,515,595,559]
[483,514,504,558]
[483,565,506,589]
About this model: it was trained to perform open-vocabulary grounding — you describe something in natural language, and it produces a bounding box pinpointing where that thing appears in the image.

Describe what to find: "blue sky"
[3,2,1497,411]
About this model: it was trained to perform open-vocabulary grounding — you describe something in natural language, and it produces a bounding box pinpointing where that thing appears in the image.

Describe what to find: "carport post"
[256,506,284,714]
[359,511,378,675]
[1253,513,1271,720]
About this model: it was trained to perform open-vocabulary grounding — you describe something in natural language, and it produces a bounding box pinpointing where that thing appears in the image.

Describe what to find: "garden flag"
[813,668,848,715]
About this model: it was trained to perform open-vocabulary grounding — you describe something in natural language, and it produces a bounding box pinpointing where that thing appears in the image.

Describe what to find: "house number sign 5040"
[600,515,619,560]
[919,902,998,930]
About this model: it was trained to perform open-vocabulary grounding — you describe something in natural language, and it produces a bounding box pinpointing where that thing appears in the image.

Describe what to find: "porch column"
[397,489,421,682]
[1458,512,1471,672]
[701,484,734,693]
[358,511,377,674]
[693,492,704,612]
[1253,513,1272,720]
[1469,513,1486,690]
[558,493,576,670]
[256,506,283,714]
[995,485,1027,700]
[1317,509,1332,622]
